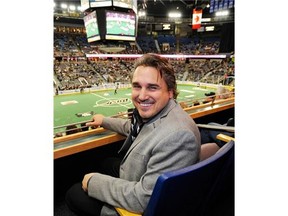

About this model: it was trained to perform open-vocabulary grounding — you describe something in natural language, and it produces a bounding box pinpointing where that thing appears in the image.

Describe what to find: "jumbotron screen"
[89,0,112,8]
[113,0,137,13]
[113,0,133,9]
[105,11,136,41]
[83,11,100,42]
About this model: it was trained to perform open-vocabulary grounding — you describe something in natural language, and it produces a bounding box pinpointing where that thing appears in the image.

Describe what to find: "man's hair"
[132,53,179,99]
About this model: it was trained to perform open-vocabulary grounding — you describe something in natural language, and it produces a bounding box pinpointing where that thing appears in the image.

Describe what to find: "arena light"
[168,12,182,18]
[205,26,215,31]
[69,5,76,11]
[215,10,229,16]
[201,18,211,22]
[61,3,68,9]
[138,10,146,17]
[163,24,171,30]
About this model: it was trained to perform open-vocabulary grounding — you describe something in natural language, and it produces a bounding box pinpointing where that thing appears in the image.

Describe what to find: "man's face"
[131,66,173,120]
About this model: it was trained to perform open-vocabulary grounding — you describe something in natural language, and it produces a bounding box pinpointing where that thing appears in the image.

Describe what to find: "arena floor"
[54,83,216,132]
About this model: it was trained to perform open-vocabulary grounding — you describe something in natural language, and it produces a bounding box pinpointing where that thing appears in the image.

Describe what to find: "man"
[65,54,201,216]
[114,83,119,94]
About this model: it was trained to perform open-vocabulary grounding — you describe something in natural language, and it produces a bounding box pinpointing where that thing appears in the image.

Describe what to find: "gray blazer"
[87,99,201,215]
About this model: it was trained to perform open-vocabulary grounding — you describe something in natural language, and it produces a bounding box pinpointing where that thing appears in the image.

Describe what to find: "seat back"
[143,140,235,216]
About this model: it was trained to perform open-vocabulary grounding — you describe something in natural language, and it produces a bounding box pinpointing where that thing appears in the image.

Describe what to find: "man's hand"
[82,173,96,192]
[86,114,105,128]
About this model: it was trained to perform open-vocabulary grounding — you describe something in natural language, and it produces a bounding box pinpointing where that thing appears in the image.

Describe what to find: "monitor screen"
[83,11,100,42]
[90,0,112,8]
[113,0,133,9]
[105,11,136,41]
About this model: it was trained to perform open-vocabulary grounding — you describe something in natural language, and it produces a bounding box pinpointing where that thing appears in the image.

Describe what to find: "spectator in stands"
[65,53,201,216]
[203,91,216,104]
[80,123,89,132]
[193,100,200,106]
[216,84,231,99]
[65,124,81,135]
[54,132,63,138]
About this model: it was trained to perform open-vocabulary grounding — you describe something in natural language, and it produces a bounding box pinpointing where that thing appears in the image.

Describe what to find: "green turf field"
[54,84,215,133]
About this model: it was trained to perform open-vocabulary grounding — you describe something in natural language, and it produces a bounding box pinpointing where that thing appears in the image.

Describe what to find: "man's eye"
[148,86,158,90]
[132,85,141,89]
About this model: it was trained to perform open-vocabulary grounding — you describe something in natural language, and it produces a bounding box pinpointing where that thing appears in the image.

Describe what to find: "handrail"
[196,124,234,132]
[54,127,107,144]
[54,132,126,159]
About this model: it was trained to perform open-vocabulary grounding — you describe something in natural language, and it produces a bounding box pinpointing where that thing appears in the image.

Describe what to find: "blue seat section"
[143,140,235,216]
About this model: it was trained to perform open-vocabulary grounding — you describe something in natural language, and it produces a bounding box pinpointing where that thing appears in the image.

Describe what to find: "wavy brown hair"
[132,53,179,99]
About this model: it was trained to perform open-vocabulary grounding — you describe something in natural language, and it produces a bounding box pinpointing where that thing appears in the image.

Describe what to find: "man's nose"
[138,88,148,100]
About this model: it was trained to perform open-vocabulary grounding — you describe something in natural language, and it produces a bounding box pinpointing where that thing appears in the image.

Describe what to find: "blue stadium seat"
[116,140,235,216]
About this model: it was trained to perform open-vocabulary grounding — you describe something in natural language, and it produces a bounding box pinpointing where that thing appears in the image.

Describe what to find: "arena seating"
[115,139,234,216]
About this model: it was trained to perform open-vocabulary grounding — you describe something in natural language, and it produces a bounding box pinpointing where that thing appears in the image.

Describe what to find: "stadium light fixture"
[201,18,211,22]
[69,5,76,11]
[205,26,215,31]
[61,3,68,9]
[215,10,229,16]
[138,10,146,17]
[168,12,182,18]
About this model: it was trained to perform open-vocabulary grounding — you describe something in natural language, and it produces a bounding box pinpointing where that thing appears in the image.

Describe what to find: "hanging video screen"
[83,11,100,42]
[90,0,112,8]
[105,10,136,41]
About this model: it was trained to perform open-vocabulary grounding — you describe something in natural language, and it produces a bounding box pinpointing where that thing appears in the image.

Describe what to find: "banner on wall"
[192,9,202,29]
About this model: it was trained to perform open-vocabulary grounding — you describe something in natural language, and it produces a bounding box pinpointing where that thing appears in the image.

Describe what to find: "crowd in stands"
[54,32,222,57]
[54,58,234,91]
[54,31,235,96]
[54,32,234,92]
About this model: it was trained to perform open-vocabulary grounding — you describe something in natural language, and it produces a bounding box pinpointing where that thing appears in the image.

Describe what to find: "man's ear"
[169,90,173,99]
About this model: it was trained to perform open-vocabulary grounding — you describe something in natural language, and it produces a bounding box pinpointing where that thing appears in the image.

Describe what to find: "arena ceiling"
[137,0,211,18]
[54,0,212,18]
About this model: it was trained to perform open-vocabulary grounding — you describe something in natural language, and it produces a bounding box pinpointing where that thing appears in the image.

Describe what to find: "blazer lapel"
[121,124,154,161]
[120,99,177,161]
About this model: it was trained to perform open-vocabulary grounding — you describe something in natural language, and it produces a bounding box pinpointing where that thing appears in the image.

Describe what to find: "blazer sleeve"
[87,129,199,213]
[101,117,131,137]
